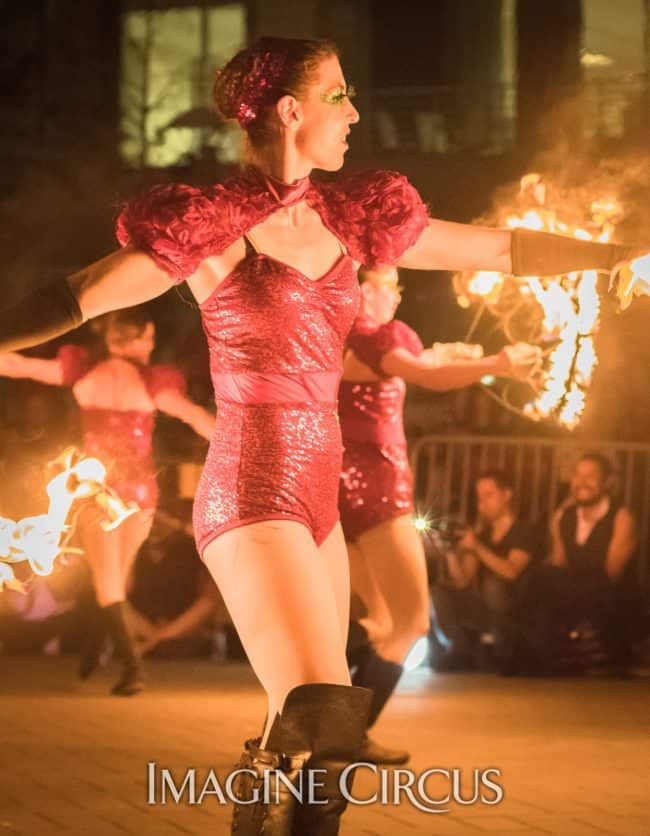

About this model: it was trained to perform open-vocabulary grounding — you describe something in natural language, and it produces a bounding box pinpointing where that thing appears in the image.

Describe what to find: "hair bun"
[213,49,257,121]
[213,37,337,135]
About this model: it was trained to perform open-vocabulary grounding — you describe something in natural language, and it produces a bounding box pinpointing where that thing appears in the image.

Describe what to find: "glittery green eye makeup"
[321,84,357,105]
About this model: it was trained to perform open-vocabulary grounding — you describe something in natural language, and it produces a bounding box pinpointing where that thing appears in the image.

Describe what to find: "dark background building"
[1,0,649,443]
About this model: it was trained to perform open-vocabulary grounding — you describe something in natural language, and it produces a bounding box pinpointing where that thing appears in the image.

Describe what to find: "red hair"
[213,37,338,150]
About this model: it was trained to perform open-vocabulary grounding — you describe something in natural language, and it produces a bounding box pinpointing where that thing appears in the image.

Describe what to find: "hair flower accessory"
[217,51,289,128]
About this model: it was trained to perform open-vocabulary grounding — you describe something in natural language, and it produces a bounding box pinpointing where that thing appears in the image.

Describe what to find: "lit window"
[119,3,245,167]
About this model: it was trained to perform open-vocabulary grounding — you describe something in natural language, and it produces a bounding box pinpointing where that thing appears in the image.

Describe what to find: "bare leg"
[77,505,152,695]
[317,522,351,642]
[202,520,351,746]
[79,506,153,605]
[78,506,124,607]
[356,514,430,664]
[119,509,155,596]
[347,539,393,646]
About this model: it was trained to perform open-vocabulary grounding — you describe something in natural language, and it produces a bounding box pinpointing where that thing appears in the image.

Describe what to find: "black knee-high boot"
[347,622,410,766]
[352,650,404,730]
[103,602,144,696]
[346,620,372,670]
[78,599,108,680]
[231,683,371,836]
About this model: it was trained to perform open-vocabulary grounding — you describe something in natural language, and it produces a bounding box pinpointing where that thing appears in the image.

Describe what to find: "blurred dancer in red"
[340,266,538,763]
[0,308,213,694]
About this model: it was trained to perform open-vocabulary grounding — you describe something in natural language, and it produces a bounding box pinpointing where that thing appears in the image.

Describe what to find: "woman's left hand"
[612,253,650,311]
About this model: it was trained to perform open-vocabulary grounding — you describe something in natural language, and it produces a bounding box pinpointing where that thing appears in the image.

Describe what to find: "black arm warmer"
[0,278,83,352]
[510,228,640,277]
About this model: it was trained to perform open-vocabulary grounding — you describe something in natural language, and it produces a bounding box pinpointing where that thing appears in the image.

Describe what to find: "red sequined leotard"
[57,344,185,509]
[116,169,429,557]
[339,313,424,541]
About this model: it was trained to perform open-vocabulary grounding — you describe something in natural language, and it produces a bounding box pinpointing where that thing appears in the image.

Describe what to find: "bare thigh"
[77,506,153,606]
[202,520,351,719]
[77,505,124,607]
[317,521,352,642]
[119,508,155,578]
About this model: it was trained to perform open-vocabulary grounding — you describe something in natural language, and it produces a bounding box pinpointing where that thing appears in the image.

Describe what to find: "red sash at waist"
[341,417,407,447]
[212,371,341,404]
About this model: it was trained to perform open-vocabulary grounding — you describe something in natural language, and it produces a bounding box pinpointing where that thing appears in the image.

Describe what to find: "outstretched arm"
[154,388,215,441]
[0,352,64,386]
[397,220,511,273]
[379,344,539,391]
[397,219,645,276]
[0,247,176,353]
[68,246,175,320]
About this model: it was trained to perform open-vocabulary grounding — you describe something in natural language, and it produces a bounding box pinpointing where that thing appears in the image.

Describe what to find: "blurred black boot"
[78,602,108,680]
[103,602,144,696]
[351,645,409,765]
[347,621,410,764]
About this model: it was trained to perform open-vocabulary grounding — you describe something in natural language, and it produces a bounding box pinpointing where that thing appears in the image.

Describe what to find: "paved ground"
[1,657,649,835]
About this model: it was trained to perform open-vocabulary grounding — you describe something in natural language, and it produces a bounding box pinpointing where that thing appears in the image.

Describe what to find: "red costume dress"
[339,313,424,541]
[57,344,185,509]
[116,169,429,557]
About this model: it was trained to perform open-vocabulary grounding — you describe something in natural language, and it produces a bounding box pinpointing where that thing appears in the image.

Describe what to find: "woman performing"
[341,266,539,765]
[7,35,650,834]
[0,308,214,695]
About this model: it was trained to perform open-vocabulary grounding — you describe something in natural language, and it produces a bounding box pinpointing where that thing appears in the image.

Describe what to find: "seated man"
[525,453,641,670]
[126,506,222,658]
[431,469,534,669]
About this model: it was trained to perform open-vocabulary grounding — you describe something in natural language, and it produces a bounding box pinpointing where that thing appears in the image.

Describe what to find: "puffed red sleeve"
[57,344,92,386]
[319,170,429,268]
[115,183,227,284]
[347,319,424,378]
[143,364,186,399]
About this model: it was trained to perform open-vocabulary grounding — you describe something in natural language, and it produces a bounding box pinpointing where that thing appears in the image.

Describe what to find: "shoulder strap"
[243,234,258,256]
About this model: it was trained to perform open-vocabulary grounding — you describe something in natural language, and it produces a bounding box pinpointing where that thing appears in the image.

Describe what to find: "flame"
[0,447,140,592]
[468,271,504,303]
[455,175,623,429]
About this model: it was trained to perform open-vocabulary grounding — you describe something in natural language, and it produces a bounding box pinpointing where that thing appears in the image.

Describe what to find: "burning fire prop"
[611,254,650,311]
[454,173,648,429]
[0,447,140,592]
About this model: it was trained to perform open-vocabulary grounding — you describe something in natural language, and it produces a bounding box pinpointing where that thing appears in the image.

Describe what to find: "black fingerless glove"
[0,278,83,351]
[510,228,640,277]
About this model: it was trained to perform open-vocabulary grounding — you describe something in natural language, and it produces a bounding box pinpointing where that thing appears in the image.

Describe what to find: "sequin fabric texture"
[339,314,424,541]
[194,251,360,555]
[116,169,430,555]
[58,345,184,509]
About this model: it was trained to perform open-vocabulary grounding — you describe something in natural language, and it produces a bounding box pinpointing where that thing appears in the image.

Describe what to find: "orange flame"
[455,173,623,429]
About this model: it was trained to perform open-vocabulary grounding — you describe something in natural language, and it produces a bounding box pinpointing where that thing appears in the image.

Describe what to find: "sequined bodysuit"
[116,169,429,556]
[339,314,424,541]
[58,345,185,509]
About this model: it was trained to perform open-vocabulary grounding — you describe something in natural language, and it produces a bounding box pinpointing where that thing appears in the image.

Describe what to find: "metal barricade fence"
[410,434,650,587]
